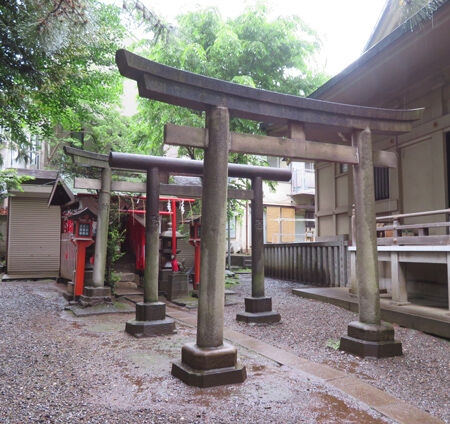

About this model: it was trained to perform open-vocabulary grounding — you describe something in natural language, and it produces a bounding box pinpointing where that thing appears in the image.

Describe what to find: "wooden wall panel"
[266,206,281,243]
[281,207,295,242]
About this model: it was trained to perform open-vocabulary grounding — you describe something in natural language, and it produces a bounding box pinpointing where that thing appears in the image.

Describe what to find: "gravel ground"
[0,280,396,424]
[224,275,450,423]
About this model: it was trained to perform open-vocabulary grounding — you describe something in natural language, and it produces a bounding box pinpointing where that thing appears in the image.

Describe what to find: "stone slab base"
[244,296,272,313]
[63,292,74,301]
[171,361,246,388]
[125,318,176,338]
[236,297,280,323]
[340,321,402,358]
[236,311,281,323]
[70,302,134,316]
[172,342,247,387]
[135,302,166,321]
[340,335,403,358]
[126,301,176,337]
[79,286,112,307]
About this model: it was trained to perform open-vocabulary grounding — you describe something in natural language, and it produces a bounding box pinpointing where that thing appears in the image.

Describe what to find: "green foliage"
[132,4,327,159]
[0,169,34,200]
[130,4,327,219]
[326,338,340,350]
[0,0,126,162]
[105,205,126,294]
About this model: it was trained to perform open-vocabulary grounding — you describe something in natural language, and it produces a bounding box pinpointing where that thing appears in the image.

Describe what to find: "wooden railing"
[374,208,450,246]
[264,238,348,287]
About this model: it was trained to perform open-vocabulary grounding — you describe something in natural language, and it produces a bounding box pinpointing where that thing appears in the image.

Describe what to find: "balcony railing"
[291,168,315,195]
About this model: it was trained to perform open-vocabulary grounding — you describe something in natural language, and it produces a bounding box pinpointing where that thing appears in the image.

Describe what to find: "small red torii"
[121,196,195,272]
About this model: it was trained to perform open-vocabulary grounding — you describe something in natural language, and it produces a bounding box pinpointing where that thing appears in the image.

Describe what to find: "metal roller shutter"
[7,197,61,275]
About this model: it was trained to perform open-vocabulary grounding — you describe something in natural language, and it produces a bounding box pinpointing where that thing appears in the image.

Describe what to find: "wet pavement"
[0,280,397,424]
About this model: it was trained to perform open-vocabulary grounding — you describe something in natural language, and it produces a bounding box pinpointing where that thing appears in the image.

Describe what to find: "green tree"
[1,1,127,161]
[0,170,34,200]
[0,0,170,166]
[132,4,327,164]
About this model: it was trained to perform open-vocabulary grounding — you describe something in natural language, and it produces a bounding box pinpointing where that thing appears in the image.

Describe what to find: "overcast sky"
[121,0,387,114]
[139,0,387,76]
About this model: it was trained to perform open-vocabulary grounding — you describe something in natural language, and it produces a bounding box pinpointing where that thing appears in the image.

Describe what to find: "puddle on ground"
[87,322,125,333]
[101,340,122,348]
[128,351,171,370]
[250,364,266,376]
[124,374,145,393]
[322,359,374,381]
[311,392,387,424]
[80,331,101,338]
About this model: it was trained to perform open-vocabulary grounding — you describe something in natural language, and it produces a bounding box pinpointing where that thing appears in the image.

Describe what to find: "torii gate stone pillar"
[125,167,176,337]
[236,176,280,323]
[172,107,247,387]
[339,129,402,357]
[63,147,114,305]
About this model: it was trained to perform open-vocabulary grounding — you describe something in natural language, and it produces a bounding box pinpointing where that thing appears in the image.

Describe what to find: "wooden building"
[310,0,450,307]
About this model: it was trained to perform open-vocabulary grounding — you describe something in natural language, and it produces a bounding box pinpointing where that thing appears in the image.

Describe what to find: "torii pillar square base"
[125,302,176,338]
[79,286,112,306]
[339,321,402,358]
[171,342,247,387]
[236,297,281,323]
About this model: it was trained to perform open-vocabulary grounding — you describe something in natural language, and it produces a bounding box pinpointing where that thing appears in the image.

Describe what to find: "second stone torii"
[108,152,292,337]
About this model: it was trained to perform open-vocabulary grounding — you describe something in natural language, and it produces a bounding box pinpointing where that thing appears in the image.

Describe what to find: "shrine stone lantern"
[159,222,189,300]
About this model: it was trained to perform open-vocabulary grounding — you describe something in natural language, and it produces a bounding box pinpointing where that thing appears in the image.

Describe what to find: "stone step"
[243,259,252,267]
[117,272,138,283]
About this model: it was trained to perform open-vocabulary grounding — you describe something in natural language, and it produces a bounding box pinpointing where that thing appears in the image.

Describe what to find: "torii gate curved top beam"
[116,49,423,134]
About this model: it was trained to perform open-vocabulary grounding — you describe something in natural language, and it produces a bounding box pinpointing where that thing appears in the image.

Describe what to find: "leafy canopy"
[132,4,327,163]
[0,0,127,163]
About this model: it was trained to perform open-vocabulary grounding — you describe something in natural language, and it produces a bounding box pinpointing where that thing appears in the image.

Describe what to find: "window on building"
[339,163,349,174]
[305,210,315,230]
[374,167,389,200]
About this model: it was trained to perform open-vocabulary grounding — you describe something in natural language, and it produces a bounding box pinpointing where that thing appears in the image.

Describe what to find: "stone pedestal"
[236,297,280,323]
[79,286,112,306]
[340,321,402,358]
[171,342,246,387]
[125,302,175,338]
[167,273,189,301]
[158,269,172,295]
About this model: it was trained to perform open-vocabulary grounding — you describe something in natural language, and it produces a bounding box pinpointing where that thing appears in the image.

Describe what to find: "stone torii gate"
[116,49,423,386]
[108,153,291,336]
